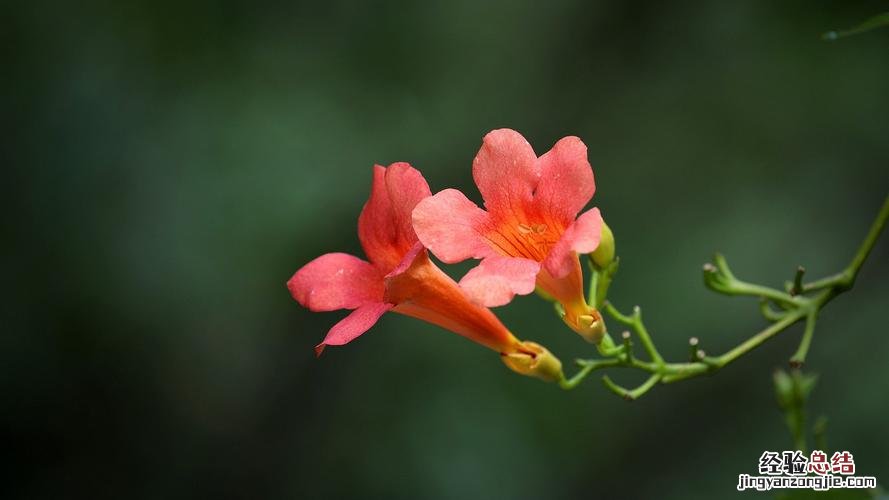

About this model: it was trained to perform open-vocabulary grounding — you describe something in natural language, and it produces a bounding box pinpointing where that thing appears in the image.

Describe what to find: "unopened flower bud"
[702,262,730,293]
[501,341,564,382]
[590,221,615,269]
[773,369,818,410]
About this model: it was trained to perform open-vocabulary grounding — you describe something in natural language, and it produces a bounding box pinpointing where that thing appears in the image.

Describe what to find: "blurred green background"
[5,1,888,498]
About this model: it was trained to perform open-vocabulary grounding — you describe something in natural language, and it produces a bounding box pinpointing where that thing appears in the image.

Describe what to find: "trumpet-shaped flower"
[287,162,563,381]
[412,129,605,342]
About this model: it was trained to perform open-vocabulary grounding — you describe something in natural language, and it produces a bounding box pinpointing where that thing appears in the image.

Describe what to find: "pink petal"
[458,255,540,307]
[543,208,602,278]
[287,253,384,311]
[472,129,540,217]
[315,302,393,356]
[358,163,432,273]
[412,189,493,264]
[384,162,432,246]
[384,241,425,279]
[534,136,595,224]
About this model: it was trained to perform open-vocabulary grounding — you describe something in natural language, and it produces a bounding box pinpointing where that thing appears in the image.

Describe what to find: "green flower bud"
[590,221,615,269]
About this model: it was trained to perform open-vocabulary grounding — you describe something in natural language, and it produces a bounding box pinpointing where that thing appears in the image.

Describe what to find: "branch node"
[790,266,806,296]
[688,337,700,361]
[621,331,633,363]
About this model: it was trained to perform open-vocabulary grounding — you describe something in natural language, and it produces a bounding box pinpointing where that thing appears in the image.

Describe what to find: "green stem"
[559,358,622,389]
[719,279,798,307]
[595,334,625,357]
[561,195,888,399]
[587,257,619,309]
[587,266,599,307]
[603,302,664,365]
[790,266,806,296]
[802,195,889,293]
[714,311,805,368]
[759,298,788,322]
[602,373,662,400]
[789,309,817,367]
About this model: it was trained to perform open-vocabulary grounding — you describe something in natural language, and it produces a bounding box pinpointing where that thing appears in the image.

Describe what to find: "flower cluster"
[287,129,611,383]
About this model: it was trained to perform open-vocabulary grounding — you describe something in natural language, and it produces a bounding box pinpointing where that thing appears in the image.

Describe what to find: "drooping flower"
[412,129,606,342]
[287,162,563,381]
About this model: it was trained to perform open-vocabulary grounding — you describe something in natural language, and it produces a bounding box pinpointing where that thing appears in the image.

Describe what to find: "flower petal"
[412,188,493,263]
[458,255,540,307]
[472,129,540,217]
[385,162,432,246]
[384,241,426,280]
[543,208,602,278]
[315,302,393,356]
[534,136,595,224]
[288,252,384,311]
[386,251,521,353]
[358,163,432,273]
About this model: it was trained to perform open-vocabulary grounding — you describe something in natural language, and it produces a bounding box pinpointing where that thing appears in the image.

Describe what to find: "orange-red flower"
[287,163,562,381]
[412,129,605,342]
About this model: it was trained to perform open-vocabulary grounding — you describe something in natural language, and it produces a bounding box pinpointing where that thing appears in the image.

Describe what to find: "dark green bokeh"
[5,1,888,498]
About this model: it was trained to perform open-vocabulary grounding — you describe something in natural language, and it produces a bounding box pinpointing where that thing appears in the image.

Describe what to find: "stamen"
[485,219,562,261]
